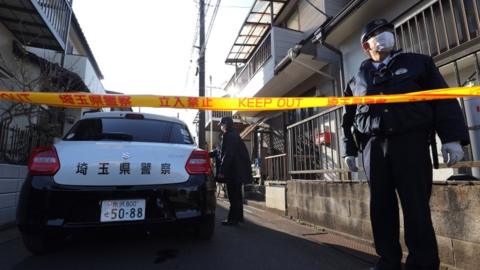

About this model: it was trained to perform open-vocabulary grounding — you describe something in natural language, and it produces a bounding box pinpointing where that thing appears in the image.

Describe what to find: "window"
[64,118,194,144]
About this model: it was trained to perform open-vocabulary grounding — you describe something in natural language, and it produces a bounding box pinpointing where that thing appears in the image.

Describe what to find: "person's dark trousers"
[226,181,243,222]
[362,130,440,270]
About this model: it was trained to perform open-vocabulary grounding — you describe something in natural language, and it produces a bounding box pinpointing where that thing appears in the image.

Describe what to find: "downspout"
[275,0,369,92]
[320,39,345,96]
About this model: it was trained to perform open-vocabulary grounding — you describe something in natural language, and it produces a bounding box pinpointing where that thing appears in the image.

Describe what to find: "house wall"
[297,0,325,35]
[0,21,46,129]
[272,27,305,65]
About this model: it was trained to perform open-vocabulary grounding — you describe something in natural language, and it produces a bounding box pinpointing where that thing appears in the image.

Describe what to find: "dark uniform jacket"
[220,130,253,184]
[342,51,469,157]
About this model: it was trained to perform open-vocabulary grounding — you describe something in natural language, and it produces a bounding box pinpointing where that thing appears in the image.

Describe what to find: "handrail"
[265,153,287,160]
[287,106,342,129]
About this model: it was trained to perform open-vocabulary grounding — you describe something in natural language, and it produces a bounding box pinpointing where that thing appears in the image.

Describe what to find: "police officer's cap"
[360,18,394,44]
[218,116,233,127]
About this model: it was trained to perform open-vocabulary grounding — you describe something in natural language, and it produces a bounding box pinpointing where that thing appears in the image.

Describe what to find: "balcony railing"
[287,106,348,181]
[34,0,72,48]
[265,153,288,181]
[395,0,480,57]
[235,33,272,91]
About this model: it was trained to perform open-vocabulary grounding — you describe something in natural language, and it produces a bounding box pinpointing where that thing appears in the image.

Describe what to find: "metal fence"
[34,0,73,47]
[264,153,288,181]
[395,0,480,56]
[0,122,52,165]
[287,106,348,181]
[235,33,272,90]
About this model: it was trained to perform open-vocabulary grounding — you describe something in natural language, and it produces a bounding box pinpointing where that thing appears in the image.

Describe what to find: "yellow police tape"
[0,87,479,111]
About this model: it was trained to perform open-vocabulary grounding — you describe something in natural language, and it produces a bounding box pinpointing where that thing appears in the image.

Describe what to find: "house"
[0,0,109,138]
[0,0,109,228]
[225,0,480,268]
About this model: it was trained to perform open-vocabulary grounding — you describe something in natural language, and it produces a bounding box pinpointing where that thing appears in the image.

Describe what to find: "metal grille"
[235,33,272,91]
[287,107,348,181]
[0,122,52,165]
[395,0,480,56]
[34,0,73,47]
[265,153,288,181]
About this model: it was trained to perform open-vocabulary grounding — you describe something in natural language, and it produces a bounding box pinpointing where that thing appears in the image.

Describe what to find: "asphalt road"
[0,201,374,270]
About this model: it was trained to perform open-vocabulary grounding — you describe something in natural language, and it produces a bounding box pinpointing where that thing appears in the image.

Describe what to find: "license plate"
[100,199,146,222]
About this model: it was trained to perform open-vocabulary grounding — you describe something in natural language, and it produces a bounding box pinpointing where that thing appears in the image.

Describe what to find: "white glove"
[344,156,358,172]
[441,141,464,166]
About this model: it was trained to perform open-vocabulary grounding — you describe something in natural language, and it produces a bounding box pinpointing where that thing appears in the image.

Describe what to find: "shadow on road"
[2,206,375,270]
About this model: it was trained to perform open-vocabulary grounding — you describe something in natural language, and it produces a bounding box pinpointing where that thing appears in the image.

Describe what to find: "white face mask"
[367,31,395,52]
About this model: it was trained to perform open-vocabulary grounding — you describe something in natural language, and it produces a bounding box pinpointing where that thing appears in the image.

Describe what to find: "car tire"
[194,215,215,240]
[22,232,63,254]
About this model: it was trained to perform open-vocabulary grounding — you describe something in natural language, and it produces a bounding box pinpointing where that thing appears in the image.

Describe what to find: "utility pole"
[209,75,213,151]
[198,0,206,149]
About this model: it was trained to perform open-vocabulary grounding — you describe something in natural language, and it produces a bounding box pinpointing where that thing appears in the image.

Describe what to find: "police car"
[16,112,216,253]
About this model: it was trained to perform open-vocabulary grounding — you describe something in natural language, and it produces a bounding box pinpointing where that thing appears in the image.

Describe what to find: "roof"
[81,112,186,125]
[225,0,288,64]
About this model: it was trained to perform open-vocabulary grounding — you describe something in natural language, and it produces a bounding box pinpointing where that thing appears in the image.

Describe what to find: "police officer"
[341,19,469,270]
[217,116,252,226]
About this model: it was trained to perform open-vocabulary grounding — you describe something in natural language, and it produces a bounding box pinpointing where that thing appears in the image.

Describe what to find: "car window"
[64,118,194,144]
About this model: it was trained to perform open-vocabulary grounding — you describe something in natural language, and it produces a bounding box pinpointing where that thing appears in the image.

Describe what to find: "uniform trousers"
[226,181,243,222]
[362,130,439,270]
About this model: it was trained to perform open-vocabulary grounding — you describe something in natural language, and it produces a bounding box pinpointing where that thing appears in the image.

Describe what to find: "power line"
[185,0,220,93]
[200,0,221,55]
[184,3,201,92]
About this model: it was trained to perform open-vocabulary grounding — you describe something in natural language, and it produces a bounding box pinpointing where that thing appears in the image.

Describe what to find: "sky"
[73,0,254,131]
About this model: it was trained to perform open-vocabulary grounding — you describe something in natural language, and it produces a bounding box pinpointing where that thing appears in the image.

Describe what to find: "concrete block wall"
[265,184,287,211]
[0,164,27,229]
[287,180,480,270]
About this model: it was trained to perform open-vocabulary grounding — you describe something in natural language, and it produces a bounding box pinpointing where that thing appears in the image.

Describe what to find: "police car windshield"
[64,118,193,144]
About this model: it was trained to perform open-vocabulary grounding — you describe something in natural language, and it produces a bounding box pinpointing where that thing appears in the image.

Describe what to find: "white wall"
[27,47,106,95]
[297,0,326,36]
[234,58,275,98]
[64,54,106,94]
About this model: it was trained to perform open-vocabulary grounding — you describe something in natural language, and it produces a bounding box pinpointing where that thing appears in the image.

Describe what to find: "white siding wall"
[272,27,304,65]
[297,0,326,36]
[324,0,350,18]
[27,47,106,95]
[235,58,275,98]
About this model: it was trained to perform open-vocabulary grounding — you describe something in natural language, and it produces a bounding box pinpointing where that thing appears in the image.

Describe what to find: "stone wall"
[287,180,480,270]
[0,164,27,229]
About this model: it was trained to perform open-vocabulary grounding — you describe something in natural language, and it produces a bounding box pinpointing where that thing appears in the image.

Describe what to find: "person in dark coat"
[341,19,469,270]
[217,116,252,226]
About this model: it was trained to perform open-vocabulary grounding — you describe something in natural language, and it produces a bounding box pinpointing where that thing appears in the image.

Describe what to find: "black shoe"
[221,220,239,226]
